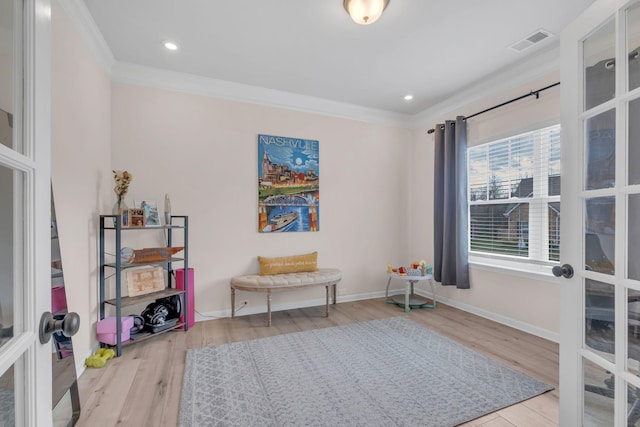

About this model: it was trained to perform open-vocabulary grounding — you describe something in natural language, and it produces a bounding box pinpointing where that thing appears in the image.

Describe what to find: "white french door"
[0,0,52,425]
[560,0,640,425]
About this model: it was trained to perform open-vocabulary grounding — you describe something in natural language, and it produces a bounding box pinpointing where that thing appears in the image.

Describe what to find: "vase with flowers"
[112,170,133,224]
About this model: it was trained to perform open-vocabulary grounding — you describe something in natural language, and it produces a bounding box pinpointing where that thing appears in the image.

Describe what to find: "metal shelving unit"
[99,215,189,356]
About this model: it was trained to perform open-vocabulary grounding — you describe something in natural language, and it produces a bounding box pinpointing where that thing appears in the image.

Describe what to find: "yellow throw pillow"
[258,252,318,275]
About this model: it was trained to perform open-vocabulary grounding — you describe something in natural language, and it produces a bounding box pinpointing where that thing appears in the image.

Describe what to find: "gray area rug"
[0,391,14,426]
[180,317,553,426]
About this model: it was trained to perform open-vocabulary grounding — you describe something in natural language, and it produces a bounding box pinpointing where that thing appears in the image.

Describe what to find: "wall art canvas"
[258,134,319,233]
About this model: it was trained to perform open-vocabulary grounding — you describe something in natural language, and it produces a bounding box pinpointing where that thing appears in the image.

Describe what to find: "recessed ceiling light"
[164,42,178,51]
[404,94,414,101]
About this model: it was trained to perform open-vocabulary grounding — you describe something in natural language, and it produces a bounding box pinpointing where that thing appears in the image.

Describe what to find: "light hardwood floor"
[75,299,559,426]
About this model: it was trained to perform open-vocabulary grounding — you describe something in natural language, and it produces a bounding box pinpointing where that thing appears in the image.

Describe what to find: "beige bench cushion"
[231,268,342,292]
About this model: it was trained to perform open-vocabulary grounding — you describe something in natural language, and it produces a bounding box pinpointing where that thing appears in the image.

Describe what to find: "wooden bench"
[230,268,342,326]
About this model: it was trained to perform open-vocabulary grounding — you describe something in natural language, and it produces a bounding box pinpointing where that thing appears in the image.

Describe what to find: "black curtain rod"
[427,81,560,134]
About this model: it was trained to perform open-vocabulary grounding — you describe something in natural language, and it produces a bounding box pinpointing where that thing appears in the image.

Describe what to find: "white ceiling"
[82,0,596,117]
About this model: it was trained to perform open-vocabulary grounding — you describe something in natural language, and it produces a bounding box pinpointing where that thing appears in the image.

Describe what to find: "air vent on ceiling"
[509,29,554,53]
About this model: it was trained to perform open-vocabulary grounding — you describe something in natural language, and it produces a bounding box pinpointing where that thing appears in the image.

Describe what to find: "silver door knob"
[39,311,80,344]
[552,264,574,279]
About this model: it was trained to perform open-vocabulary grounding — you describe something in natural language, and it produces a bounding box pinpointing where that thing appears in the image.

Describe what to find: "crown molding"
[407,43,561,130]
[111,62,413,127]
[59,0,411,127]
[58,0,558,130]
[56,0,115,75]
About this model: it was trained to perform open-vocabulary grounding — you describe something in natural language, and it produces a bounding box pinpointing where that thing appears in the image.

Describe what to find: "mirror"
[0,166,15,426]
[51,188,81,426]
[0,0,16,354]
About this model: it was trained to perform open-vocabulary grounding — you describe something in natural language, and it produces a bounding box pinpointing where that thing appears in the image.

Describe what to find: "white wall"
[411,71,562,339]
[51,1,565,359]
[110,82,412,316]
[51,0,112,368]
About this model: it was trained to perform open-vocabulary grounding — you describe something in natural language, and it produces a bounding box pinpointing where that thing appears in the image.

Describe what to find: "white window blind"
[468,124,561,262]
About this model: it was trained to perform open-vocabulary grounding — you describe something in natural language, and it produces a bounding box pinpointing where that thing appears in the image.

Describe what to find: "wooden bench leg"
[231,287,236,319]
[267,290,272,327]
[332,283,337,304]
[325,285,329,317]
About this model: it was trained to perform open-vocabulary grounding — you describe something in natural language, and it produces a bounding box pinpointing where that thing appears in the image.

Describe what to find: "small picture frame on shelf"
[113,208,130,227]
[128,208,146,227]
[120,209,130,227]
[134,199,160,226]
[126,266,164,297]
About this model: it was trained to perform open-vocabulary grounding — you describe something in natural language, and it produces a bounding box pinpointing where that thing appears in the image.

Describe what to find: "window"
[468,124,561,263]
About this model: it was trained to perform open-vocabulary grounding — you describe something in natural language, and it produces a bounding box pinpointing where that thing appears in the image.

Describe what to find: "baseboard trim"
[414,289,559,343]
[195,289,558,343]
[194,289,406,321]
[75,347,94,378]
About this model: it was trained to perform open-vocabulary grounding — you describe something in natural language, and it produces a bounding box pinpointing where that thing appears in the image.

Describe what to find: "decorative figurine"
[419,260,427,275]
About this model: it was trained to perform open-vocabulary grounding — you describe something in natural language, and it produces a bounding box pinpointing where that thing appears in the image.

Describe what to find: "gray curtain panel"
[433,116,470,289]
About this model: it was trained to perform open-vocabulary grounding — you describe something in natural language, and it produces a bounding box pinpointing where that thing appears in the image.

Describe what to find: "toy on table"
[387,260,431,276]
[85,348,115,368]
[387,263,407,275]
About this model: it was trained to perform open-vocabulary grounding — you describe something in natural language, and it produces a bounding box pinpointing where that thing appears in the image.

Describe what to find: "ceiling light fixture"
[164,42,178,51]
[404,94,413,101]
[343,0,390,25]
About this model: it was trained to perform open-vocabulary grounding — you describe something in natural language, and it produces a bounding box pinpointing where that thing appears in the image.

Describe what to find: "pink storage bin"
[96,316,134,345]
[176,268,195,329]
[51,286,67,313]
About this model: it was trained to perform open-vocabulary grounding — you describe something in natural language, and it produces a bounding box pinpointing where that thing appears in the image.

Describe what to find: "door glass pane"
[584,357,614,426]
[585,279,615,363]
[628,382,640,426]
[586,109,616,190]
[628,3,640,92]
[629,288,640,375]
[630,194,640,280]
[0,164,15,349]
[584,19,616,111]
[53,388,74,427]
[0,366,15,426]
[0,0,21,153]
[630,99,640,185]
[585,197,615,274]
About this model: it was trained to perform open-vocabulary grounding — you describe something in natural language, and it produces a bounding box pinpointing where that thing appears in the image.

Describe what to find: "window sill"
[469,255,559,284]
